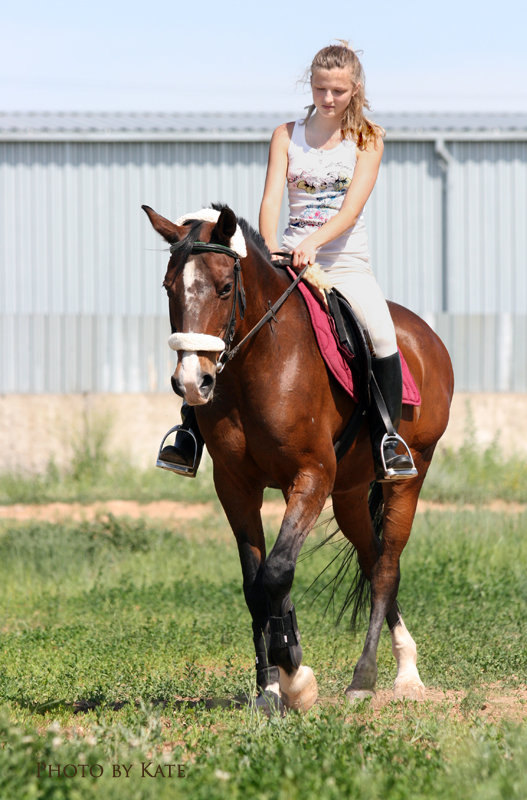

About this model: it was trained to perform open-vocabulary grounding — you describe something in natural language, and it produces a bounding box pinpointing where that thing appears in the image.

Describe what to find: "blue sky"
[2,0,526,113]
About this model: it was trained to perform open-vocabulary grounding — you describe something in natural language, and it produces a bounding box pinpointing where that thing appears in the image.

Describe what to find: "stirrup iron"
[379,432,418,481]
[156,425,199,477]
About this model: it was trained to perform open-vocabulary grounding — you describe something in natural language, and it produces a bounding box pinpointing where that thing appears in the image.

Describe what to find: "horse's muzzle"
[168,334,224,405]
[171,353,217,405]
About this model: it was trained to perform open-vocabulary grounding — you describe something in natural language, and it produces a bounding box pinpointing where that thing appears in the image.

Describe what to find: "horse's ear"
[142,205,183,244]
[210,206,237,247]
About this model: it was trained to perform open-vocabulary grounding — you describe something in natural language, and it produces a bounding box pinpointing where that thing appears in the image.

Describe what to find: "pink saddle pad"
[292,274,421,406]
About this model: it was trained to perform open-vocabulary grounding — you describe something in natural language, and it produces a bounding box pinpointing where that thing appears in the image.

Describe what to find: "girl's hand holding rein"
[292,240,318,267]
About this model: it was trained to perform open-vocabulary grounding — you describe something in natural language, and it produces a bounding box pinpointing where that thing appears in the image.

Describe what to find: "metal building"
[1,112,526,393]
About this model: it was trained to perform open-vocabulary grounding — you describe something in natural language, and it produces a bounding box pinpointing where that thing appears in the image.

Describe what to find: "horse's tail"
[368,481,385,544]
[301,481,384,629]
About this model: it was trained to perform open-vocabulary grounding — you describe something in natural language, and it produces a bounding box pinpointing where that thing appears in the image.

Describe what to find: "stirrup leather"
[156,425,199,477]
[380,432,418,481]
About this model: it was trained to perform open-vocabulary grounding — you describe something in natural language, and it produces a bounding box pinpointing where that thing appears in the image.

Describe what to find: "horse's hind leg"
[386,603,425,700]
[334,474,426,701]
[332,486,382,698]
[381,450,434,700]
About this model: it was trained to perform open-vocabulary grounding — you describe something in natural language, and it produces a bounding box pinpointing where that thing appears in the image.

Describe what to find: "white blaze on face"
[175,257,214,404]
[178,351,203,402]
[183,257,201,316]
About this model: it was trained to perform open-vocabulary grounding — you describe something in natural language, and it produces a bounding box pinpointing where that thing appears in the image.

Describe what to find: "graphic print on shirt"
[287,168,352,228]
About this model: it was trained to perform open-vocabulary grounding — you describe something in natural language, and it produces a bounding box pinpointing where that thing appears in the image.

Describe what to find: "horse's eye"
[218,283,233,298]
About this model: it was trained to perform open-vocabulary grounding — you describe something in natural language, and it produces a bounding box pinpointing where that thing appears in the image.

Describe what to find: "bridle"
[169,239,309,373]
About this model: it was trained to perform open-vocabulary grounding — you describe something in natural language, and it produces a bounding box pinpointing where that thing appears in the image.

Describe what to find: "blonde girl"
[259,43,416,481]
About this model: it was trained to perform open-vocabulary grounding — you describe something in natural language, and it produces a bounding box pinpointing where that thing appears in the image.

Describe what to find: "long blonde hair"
[304,43,385,149]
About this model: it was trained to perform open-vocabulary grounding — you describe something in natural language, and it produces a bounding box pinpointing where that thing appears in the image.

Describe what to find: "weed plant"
[421,403,527,504]
[0,405,218,505]
[0,450,218,505]
[421,439,527,504]
[2,405,527,505]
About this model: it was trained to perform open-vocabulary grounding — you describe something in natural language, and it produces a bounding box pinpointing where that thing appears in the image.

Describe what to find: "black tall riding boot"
[156,403,204,477]
[369,353,418,482]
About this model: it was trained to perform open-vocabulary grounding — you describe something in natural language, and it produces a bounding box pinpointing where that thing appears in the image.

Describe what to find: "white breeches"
[322,264,397,359]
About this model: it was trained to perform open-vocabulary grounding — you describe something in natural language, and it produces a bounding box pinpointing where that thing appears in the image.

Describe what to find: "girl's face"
[311,67,356,120]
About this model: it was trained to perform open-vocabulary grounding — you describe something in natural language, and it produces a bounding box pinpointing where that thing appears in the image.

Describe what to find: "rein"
[172,239,308,372]
[217,260,309,372]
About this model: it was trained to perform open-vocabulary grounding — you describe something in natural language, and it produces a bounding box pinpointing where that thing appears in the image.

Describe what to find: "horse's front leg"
[236,536,282,701]
[213,472,280,704]
[263,466,333,711]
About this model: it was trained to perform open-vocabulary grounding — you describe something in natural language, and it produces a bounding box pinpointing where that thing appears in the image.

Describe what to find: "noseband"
[169,239,308,372]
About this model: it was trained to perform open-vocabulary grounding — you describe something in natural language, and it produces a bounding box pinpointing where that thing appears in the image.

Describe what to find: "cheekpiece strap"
[185,240,246,348]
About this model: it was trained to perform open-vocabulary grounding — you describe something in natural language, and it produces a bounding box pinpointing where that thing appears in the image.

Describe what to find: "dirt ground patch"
[0,499,216,524]
[0,498,525,524]
[57,686,527,725]
[358,685,527,724]
[0,499,287,524]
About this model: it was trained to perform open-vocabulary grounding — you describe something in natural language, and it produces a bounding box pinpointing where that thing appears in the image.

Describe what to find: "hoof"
[393,679,426,701]
[345,687,375,704]
[255,689,285,717]
[279,666,318,712]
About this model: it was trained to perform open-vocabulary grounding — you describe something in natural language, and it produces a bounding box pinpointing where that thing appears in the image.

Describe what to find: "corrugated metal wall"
[367,141,444,312]
[1,137,526,392]
[447,142,527,314]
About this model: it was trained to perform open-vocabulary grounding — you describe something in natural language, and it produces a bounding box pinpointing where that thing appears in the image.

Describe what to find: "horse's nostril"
[200,374,214,392]
[171,375,183,397]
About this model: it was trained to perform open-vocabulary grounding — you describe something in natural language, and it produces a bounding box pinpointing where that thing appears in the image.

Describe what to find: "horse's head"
[143,205,246,405]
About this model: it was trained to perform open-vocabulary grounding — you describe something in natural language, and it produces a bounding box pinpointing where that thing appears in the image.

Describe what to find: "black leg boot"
[156,403,204,477]
[369,353,418,482]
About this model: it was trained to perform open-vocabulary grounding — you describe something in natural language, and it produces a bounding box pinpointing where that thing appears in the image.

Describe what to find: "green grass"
[0,452,219,505]
[1,505,527,798]
[421,440,527,504]
[0,403,218,505]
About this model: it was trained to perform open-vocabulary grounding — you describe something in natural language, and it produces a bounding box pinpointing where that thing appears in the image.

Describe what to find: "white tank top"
[281,120,371,269]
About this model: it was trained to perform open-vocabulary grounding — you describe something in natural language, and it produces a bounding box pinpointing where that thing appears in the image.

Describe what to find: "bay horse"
[143,204,454,712]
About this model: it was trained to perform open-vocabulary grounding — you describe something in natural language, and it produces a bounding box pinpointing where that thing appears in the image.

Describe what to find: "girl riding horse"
[158,43,417,483]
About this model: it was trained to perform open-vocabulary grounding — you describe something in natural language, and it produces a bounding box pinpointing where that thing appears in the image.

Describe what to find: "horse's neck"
[241,247,289,324]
